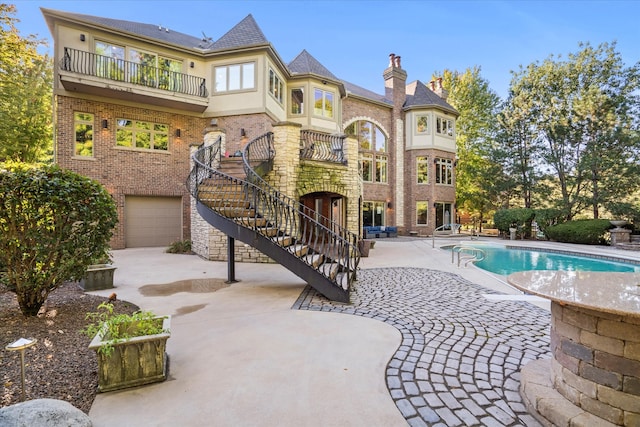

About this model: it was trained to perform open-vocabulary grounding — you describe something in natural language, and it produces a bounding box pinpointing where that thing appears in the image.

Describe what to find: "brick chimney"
[383,53,407,110]
[429,77,449,101]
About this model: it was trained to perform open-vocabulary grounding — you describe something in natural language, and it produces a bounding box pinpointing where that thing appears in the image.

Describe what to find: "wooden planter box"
[88,316,171,392]
[81,264,116,291]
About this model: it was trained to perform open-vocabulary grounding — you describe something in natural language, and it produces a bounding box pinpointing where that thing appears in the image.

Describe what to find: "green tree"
[0,4,53,163]
[0,163,118,316]
[498,73,546,209]
[505,42,640,220]
[435,67,502,230]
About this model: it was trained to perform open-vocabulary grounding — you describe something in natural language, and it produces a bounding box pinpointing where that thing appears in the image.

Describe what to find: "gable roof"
[405,80,458,115]
[288,50,340,81]
[203,14,269,51]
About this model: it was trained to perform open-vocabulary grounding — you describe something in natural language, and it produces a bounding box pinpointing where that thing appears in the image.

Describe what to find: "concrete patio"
[86,237,640,426]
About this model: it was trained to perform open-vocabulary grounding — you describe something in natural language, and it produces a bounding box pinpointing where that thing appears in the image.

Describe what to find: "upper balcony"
[59,47,209,112]
[300,130,347,165]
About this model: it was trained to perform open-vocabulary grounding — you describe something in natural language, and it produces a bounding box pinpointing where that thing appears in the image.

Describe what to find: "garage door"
[125,196,182,247]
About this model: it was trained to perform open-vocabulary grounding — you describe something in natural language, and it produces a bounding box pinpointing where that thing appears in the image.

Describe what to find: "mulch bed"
[0,282,138,413]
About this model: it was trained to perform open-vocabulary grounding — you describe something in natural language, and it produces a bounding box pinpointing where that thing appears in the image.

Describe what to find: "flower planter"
[81,264,116,291]
[88,316,171,392]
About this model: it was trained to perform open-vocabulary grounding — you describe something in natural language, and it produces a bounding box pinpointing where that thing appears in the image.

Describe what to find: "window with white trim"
[95,41,125,81]
[436,116,454,136]
[215,62,255,92]
[348,120,388,183]
[376,155,387,183]
[435,158,453,185]
[361,153,373,182]
[74,112,94,157]
[116,119,169,151]
[269,68,283,103]
[314,88,333,118]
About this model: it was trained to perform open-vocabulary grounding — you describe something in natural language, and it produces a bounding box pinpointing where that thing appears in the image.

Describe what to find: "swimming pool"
[444,243,640,275]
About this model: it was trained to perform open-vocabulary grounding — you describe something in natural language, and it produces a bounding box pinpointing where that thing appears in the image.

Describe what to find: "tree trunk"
[16,289,46,317]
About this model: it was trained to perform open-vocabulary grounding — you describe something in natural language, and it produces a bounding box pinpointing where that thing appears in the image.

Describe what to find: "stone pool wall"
[550,301,640,426]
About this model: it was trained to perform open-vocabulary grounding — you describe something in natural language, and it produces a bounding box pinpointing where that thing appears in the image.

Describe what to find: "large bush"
[493,208,535,234]
[532,208,564,235]
[0,163,117,316]
[544,219,612,245]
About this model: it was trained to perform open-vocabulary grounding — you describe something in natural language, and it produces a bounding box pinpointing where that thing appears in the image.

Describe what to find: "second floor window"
[269,69,283,103]
[350,120,388,183]
[291,88,304,114]
[314,89,333,118]
[361,153,373,182]
[116,119,168,151]
[95,41,125,81]
[215,62,255,92]
[435,158,453,185]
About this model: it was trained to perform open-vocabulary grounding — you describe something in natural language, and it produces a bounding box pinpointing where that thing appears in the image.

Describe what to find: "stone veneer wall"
[550,301,640,425]
[191,126,274,263]
[192,121,361,262]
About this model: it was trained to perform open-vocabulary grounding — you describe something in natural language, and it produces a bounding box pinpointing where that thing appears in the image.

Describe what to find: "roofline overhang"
[404,104,460,117]
[42,7,205,55]
[344,92,392,109]
[289,73,346,97]
[42,8,294,79]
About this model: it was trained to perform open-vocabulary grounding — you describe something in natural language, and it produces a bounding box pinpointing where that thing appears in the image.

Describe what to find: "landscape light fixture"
[6,338,37,401]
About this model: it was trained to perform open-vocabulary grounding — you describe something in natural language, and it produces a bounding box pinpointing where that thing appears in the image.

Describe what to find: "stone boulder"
[0,398,91,427]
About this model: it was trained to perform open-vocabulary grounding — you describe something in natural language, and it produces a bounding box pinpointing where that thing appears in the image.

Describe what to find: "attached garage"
[124,196,183,248]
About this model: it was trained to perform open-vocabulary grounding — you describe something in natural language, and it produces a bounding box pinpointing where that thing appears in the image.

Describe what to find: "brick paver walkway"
[294,267,551,426]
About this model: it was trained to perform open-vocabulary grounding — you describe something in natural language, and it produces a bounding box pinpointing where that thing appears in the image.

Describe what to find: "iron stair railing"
[188,134,360,302]
[299,130,346,164]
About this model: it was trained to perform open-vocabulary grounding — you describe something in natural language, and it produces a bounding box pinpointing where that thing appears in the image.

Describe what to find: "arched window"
[346,120,388,183]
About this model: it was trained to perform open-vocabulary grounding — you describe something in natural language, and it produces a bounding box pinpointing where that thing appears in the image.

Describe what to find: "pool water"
[447,244,640,275]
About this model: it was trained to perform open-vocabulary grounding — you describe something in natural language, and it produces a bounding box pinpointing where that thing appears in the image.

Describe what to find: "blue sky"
[13,0,640,99]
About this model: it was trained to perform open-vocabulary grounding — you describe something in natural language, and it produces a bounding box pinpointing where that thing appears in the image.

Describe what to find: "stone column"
[270,121,302,200]
[344,134,362,238]
[190,124,226,259]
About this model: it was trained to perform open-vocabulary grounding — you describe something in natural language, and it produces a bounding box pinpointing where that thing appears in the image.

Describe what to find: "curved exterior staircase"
[187,133,360,303]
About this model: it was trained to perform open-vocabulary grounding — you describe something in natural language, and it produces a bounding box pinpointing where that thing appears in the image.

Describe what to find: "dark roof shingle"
[405,80,458,114]
[205,14,268,51]
[288,50,339,81]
